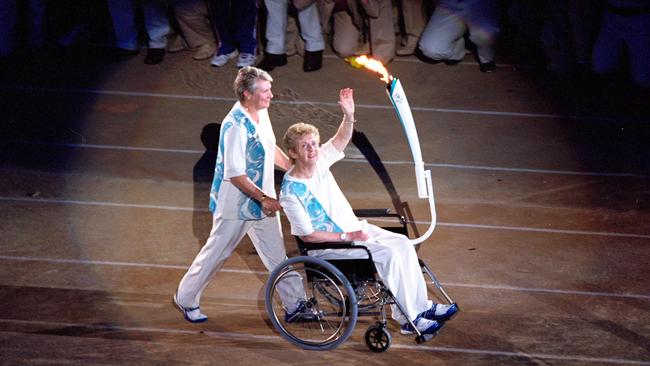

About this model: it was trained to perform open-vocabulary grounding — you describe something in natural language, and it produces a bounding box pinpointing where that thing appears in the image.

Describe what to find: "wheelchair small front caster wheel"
[365,324,391,352]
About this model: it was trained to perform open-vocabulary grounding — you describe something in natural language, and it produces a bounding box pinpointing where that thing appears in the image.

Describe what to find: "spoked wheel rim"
[265,256,358,351]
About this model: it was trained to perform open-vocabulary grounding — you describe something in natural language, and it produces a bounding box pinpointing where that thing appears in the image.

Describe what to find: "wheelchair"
[265,209,456,352]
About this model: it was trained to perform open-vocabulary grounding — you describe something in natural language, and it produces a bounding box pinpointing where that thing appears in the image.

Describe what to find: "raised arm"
[330,88,355,152]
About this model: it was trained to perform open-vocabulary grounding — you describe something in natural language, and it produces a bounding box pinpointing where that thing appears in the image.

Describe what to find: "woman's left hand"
[338,88,355,121]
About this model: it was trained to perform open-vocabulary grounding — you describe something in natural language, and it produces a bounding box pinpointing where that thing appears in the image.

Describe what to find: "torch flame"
[347,55,392,84]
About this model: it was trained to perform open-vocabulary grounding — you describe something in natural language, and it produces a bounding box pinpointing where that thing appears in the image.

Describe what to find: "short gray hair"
[233,66,273,101]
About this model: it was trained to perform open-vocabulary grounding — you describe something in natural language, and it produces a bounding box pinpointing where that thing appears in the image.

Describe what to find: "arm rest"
[353,208,391,217]
[296,237,373,260]
[352,208,408,234]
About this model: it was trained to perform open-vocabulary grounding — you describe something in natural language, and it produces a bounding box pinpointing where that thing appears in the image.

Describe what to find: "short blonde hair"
[233,66,273,102]
[283,123,320,161]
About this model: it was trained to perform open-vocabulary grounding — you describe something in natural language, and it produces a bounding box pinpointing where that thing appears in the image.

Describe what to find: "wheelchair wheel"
[365,323,391,353]
[265,256,358,351]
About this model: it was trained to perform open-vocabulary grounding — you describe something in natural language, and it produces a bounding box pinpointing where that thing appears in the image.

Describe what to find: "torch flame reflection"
[347,55,392,83]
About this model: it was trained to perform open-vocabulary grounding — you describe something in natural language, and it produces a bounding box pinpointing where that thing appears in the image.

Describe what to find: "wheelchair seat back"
[295,237,377,285]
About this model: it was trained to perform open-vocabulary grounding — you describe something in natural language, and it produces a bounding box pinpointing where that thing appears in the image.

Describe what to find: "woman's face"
[290,133,320,167]
[246,79,273,111]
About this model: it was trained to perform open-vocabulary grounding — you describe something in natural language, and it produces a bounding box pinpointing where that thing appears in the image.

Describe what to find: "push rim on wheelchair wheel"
[265,256,358,351]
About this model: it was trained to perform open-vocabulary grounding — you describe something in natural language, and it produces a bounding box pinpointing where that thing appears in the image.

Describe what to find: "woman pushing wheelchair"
[279,87,458,338]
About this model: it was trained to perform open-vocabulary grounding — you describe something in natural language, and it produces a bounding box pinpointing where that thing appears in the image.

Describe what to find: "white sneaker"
[172,293,208,323]
[400,316,443,335]
[210,50,238,67]
[236,52,256,68]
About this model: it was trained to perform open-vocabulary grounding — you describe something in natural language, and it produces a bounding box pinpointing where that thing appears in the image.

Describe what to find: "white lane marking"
[0,254,265,274]
[0,255,648,300]
[1,84,638,122]
[343,157,647,178]
[0,319,648,365]
[391,343,650,365]
[368,217,650,240]
[4,140,647,179]
[2,196,649,240]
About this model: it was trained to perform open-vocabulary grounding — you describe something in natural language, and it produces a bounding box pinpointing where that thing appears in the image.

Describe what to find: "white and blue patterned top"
[280,141,365,236]
[209,102,277,220]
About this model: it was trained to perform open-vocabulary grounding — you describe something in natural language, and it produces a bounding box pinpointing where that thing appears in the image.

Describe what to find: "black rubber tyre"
[365,323,391,352]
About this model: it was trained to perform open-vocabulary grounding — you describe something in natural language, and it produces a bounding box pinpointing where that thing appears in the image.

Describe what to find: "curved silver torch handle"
[410,169,437,245]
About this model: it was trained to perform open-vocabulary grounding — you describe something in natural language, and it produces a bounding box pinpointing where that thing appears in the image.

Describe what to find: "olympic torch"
[348,56,437,245]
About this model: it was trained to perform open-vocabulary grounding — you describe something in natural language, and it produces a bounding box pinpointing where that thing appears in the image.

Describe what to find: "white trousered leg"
[313,224,431,324]
[264,0,324,54]
[177,214,304,311]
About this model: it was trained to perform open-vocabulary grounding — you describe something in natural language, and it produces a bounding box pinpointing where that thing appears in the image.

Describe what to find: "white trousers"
[418,0,499,63]
[177,214,304,310]
[313,224,431,324]
[264,0,324,54]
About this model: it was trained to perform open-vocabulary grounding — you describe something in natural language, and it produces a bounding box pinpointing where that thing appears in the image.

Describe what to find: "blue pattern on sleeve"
[281,178,342,233]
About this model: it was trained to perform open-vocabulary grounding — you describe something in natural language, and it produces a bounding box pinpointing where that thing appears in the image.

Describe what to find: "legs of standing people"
[541,1,573,73]
[57,0,95,47]
[541,0,596,74]
[142,0,170,64]
[263,0,289,55]
[0,0,17,56]
[143,0,170,49]
[417,5,466,63]
[258,0,290,70]
[258,0,325,71]
[208,0,238,65]
[568,0,599,68]
[298,1,325,53]
[27,0,46,49]
[331,10,361,59]
[594,11,650,89]
[174,0,216,60]
[397,0,427,55]
[107,0,140,51]
[592,12,625,77]
[464,0,499,72]
[232,0,258,57]
[297,1,324,71]
[209,0,258,67]
[0,0,46,57]
[367,0,395,64]
[624,13,650,88]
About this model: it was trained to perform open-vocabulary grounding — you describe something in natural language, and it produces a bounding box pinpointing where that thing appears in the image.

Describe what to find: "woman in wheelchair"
[278,88,458,337]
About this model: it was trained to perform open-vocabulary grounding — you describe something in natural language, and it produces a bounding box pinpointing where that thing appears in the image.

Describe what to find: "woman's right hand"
[346,230,369,242]
[262,197,282,216]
